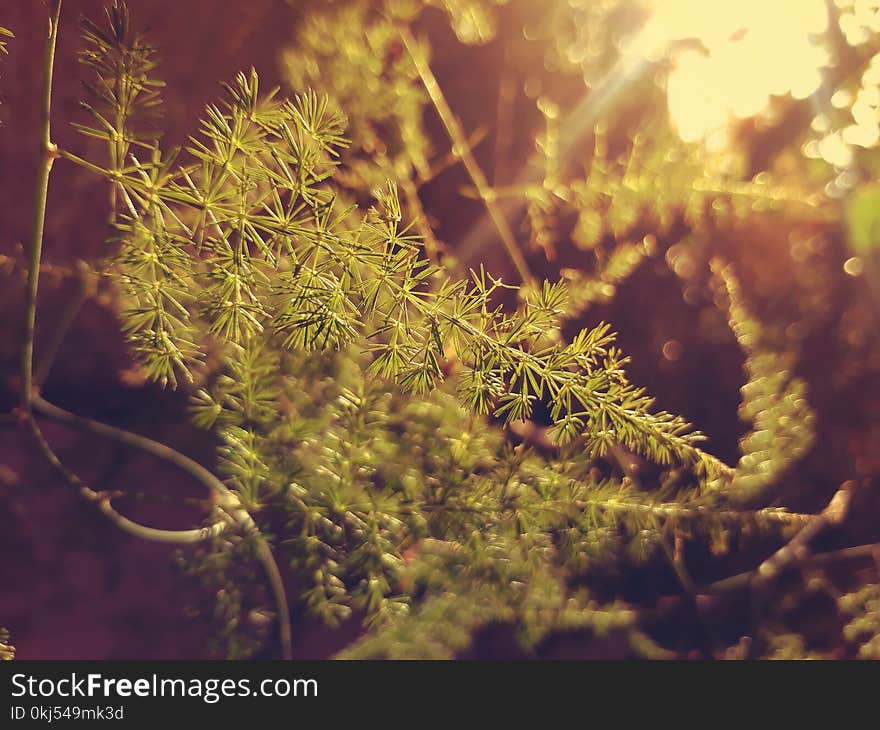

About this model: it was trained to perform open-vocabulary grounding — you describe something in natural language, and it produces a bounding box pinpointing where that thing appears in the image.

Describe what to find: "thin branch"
[703,483,855,597]
[57,147,112,177]
[34,396,231,506]
[704,535,873,598]
[643,538,880,643]
[97,489,216,509]
[398,25,533,285]
[641,485,870,645]
[20,0,62,413]
[658,526,718,657]
[751,481,854,588]
[9,0,218,633]
[418,127,488,185]
[0,251,88,283]
[579,497,814,527]
[24,414,226,544]
[30,395,293,659]
[509,418,735,482]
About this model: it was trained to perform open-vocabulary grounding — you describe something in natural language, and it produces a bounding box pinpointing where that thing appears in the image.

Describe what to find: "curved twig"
[25,416,227,544]
[30,396,293,659]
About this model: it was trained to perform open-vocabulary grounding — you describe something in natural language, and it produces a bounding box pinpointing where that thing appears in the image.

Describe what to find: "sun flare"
[642,0,830,145]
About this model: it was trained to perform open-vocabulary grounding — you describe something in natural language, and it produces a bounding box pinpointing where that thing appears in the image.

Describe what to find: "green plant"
[841,581,880,659]
[0,628,14,661]
[3,0,879,660]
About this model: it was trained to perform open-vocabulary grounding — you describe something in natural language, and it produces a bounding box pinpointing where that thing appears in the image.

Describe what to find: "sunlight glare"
[642,0,830,145]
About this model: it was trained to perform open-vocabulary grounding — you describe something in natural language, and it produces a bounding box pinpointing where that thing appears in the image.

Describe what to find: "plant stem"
[584,496,813,526]
[21,0,62,414]
[32,396,293,659]
[34,396,230,505]
[704,530,871,596]
[16,2,293,660]
[58,147,112,177]
[708,483,854,598]
[398,25,533,286]
[26,415,227,543]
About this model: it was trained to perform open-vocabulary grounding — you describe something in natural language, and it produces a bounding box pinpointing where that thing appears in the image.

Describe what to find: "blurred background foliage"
[1,0,880,659]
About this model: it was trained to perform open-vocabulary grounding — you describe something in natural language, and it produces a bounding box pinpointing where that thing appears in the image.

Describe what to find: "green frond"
[840,583,880,659]
[425,0,507,45]
[0,26,13,56]
[56,0,850,660]
[711,260,816,501]
[78,0,164,172]
[0,627,14,661]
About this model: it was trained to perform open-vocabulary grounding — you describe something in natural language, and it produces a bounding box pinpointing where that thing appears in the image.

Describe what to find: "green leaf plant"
[3,1,872,659]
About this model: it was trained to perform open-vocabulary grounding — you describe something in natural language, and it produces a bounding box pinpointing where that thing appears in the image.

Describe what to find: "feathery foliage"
[5,0,875,660]
[64,1,833,657]
[64,5,747,654]
[840,582,880,659]
[75,14,719,470]
[710,260,815,501]
[0,26,12,56]
[0,628,14,661]
[281,0,833,325]
[0,26,11,126]
[282,2,430,198]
